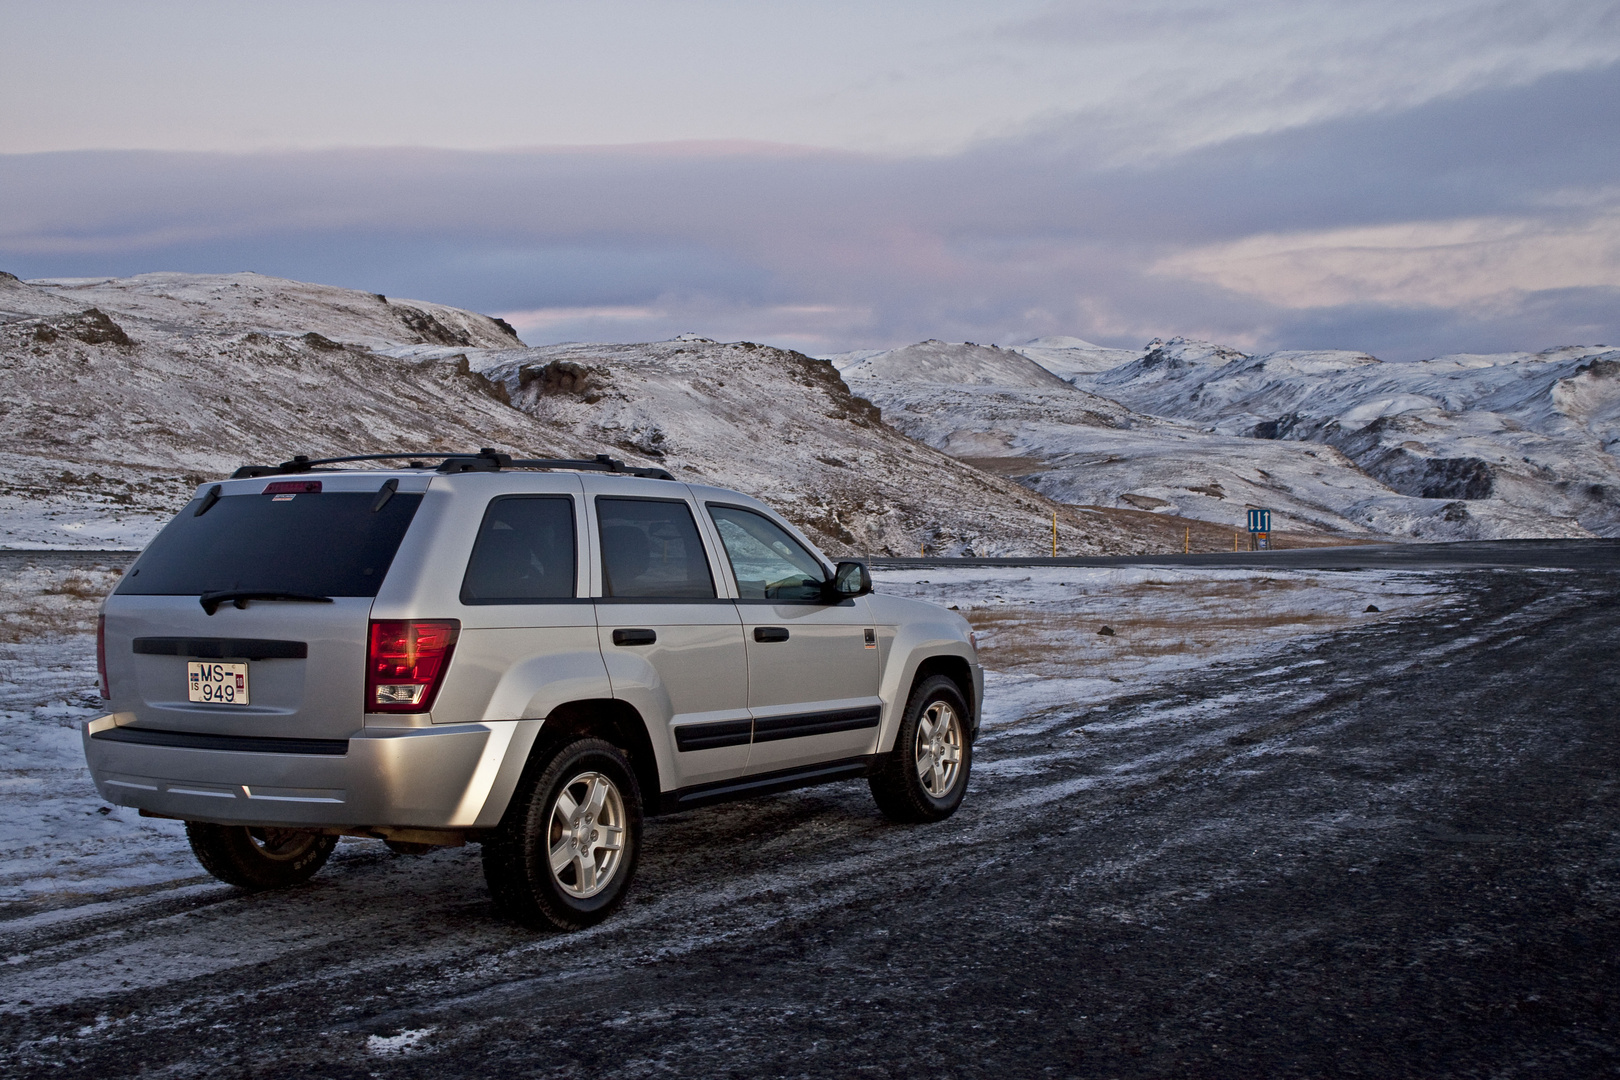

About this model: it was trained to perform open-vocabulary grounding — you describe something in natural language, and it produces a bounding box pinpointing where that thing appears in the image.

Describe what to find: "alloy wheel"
[546,771,627,898]
[914,700,963,797]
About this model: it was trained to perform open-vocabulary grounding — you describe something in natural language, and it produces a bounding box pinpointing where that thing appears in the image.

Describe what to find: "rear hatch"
[104,474,426,740]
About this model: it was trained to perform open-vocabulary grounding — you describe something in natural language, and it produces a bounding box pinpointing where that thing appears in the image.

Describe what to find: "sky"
[2,0,1618,358]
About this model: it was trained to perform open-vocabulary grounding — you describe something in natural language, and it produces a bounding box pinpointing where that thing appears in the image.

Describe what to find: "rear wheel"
[869,674,972,823]
[185,822,337,890]
[482,737,642,930]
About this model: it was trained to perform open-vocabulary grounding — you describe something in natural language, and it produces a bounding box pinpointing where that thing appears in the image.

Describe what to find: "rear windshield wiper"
[199,591,336,616]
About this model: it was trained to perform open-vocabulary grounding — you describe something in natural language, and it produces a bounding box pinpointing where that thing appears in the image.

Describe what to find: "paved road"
[2,566,1618,1077]
[872,536,1620,572]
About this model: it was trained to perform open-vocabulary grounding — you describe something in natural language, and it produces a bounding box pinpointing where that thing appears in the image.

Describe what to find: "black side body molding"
[674,718,753,752]
[751,705,881,744]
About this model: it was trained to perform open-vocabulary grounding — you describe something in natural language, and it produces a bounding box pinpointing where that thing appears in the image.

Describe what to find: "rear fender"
[431,641,613,726]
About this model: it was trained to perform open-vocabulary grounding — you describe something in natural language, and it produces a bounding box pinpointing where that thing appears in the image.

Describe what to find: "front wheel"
[869,674,972,823]
[482,737,642,930]
[185,823,337,890]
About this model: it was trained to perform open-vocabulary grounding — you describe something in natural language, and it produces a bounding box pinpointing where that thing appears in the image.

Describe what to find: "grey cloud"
[1,62,1616,358]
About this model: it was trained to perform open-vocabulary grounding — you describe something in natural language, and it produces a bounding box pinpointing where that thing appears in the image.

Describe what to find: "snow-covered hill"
[1007,336,1142,379]
[834,339,1072,389]
[836,335,1620,540]
[0,273,1139,556]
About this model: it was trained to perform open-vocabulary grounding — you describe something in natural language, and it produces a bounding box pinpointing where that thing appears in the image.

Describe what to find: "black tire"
[869,674,972,823]
[185,822,338,891]
[482,737,642,930]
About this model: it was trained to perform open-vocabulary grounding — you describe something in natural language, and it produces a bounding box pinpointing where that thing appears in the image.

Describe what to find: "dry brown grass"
[42,573,107,600]
[966,606,1346,676]
[0,566,122,642]
[952,574,1404,679]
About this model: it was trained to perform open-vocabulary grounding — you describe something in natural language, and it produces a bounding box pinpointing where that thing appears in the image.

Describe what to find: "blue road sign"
[1247,508,1272,533]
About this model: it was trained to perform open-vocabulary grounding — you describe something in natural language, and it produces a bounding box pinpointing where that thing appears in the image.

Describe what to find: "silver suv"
[85,451,982,929]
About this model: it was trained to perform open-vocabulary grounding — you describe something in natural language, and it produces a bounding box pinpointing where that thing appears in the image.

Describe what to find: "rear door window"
[461,496,578,603]
[117,489,422,598]
[597,498,716,599]
[707,505,826,600]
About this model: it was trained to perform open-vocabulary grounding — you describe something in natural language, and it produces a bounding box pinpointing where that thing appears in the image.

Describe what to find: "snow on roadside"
[872,565,1456,729]
[0,560,195,910]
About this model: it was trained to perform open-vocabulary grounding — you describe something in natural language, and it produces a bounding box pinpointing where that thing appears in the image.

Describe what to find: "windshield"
[117,490,423,598]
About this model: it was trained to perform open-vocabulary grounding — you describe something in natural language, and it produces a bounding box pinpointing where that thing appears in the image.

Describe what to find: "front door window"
[708,505,825,601]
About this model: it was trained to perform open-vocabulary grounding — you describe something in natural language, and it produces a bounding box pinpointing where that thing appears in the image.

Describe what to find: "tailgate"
[102,475,427,740]
[105,594,373,740]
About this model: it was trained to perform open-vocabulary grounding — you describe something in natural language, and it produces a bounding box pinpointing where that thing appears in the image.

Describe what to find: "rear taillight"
[96,614,110,699]
[366,620,459,713]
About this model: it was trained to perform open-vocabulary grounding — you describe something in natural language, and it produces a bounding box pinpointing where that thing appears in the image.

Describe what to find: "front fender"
[867,594,981,754]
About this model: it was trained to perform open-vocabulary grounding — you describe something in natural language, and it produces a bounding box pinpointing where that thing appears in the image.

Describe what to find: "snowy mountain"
[1007,336,1142,379]
[1068,338,1620,538]
[833,339,1073,389]
[837,334,1620,540]
[0,272,1140,556]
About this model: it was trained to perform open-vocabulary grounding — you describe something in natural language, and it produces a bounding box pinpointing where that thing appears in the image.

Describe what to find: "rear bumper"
[82,714,536,829]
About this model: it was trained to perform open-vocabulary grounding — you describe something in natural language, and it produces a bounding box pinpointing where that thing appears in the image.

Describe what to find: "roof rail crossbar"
[230,450,675,481]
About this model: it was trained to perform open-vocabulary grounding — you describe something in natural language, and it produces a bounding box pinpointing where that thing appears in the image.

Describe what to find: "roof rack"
[230,449,676,482]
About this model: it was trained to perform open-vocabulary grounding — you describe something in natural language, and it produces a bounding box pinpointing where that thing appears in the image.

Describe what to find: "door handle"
[754,627,790,643]
[612,628,657,646]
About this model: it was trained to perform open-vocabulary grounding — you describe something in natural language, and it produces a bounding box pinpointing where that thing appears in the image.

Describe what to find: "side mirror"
[827,560,872,600]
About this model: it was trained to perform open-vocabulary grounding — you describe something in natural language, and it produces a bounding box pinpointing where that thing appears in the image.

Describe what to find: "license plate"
[188,661,249,705]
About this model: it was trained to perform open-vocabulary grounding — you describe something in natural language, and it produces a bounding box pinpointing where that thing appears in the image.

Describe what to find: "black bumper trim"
[91,726,348,756]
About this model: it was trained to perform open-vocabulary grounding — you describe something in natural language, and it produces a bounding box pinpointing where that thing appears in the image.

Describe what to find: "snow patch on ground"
[873,565,1453,721]
[367,1028,437,1055]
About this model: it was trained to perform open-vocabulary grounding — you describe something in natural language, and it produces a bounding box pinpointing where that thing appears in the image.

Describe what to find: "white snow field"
[0,557,1450,913]
[831,336,1620,541]
[0,556,193,908]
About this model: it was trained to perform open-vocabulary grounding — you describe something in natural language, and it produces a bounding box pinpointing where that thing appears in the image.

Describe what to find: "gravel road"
[2,565,1617,1077]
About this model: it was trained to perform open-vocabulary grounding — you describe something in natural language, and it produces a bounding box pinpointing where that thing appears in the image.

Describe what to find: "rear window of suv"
[116,489,423,598]
[461,496,577,603]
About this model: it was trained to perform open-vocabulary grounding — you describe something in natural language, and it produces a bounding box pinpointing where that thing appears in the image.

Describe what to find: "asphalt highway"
[872,536,1620,572]
[1,561,1617,1077]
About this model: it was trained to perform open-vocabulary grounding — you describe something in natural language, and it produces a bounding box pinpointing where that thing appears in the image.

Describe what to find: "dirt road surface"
[2,566,1617,1077]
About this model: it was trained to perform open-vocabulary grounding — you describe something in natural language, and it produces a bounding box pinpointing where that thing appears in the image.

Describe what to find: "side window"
[597,498,716,599]
[460,496,578,603]
[707,505,826,601]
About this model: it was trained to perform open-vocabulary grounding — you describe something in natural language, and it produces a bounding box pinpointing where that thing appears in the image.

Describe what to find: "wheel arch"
[531,698,664,815]
[908,655,976,732]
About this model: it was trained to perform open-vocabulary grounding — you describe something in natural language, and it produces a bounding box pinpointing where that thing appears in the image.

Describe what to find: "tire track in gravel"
[3,570,1615,1077]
